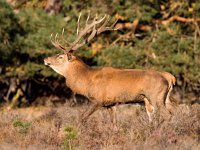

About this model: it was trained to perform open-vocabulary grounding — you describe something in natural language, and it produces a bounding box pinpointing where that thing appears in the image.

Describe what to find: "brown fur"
[44,53,176,122]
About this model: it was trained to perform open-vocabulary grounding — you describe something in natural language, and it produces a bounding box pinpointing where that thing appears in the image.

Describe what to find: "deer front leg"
[108,106,118,130]
[109,106,117,124]
[70,92,77,107]
[81,102,100,123]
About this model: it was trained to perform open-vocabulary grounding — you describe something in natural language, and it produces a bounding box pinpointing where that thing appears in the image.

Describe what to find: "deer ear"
[67,53,75,62]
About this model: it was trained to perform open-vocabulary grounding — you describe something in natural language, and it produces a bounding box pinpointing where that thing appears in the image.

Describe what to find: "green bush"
[97,44,145,69]
[0,1,22,64]
[13,120,32,134]
[63,125,78,149]
[1,5,69,78]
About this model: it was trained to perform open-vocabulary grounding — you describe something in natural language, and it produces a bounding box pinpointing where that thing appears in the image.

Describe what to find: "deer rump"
[81,67,169,107]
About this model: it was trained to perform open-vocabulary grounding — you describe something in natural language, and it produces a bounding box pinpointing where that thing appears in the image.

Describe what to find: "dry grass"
[0,103,199,150]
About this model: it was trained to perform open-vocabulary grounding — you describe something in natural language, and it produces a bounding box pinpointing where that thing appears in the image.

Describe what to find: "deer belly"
[88,87,138,104]
[105,90,138,103]
[87,79,143,104]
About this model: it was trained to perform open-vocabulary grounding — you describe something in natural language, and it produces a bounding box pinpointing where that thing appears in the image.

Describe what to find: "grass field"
[0,102,199,150]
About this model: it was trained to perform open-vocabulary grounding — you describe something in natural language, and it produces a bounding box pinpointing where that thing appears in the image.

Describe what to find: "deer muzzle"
[44,58,51,66]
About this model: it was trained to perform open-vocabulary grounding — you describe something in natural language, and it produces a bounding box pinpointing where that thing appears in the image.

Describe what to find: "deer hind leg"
[156,91,172,121]
[165,85,176,114]
[144,97,155,122]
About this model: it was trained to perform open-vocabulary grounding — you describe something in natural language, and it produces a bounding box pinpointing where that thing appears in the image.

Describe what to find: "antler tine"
[69,13,118,51]
[71,41,86,51]
[71,14,108,51]
[61,28,64,37]
[97,16,118,34]
[110,18,119,29]
[87,22,97,43]
[55,33,62,48]
[97,15,109,33]
[95,14,107,24]
[52,33,59,48]
[55,33,59,43]
[86,15,111,44]
[72,15,104,47]
[50,33,59,48]
[56,33,68,51]
[77,13,82,36]
[50,33,54,45]
[86,11,90,26]
[61,28,71,46]
[50,33,68,51]
[71,15,106,50]
[51,13,118,52]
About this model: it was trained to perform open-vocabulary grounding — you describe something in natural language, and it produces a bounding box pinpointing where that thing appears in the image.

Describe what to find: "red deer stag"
[44,13,176,123]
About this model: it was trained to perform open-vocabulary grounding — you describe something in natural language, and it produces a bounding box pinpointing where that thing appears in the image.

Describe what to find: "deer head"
[44,13,118,76]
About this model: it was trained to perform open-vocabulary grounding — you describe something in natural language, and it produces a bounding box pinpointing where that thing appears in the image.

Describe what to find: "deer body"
[44,13,176,123]
[68,63,168,105]
[44,54,175,122]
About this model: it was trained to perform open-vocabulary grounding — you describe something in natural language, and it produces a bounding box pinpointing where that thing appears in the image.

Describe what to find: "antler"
[50,13,118,53]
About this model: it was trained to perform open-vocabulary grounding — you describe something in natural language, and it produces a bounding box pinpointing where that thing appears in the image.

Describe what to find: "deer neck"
[65,60,91,95]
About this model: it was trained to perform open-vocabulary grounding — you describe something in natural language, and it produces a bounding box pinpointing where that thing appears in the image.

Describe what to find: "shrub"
[13,120,32,134]
[63,125,78,149]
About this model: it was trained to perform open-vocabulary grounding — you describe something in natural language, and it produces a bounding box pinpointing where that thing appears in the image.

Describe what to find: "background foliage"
[0,0,199,106]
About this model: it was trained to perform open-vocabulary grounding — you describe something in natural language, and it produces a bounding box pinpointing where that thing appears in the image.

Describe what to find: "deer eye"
[58,55,63,59]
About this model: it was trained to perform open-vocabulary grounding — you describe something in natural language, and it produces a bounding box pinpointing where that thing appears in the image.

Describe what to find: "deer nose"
[44,59,51,66]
